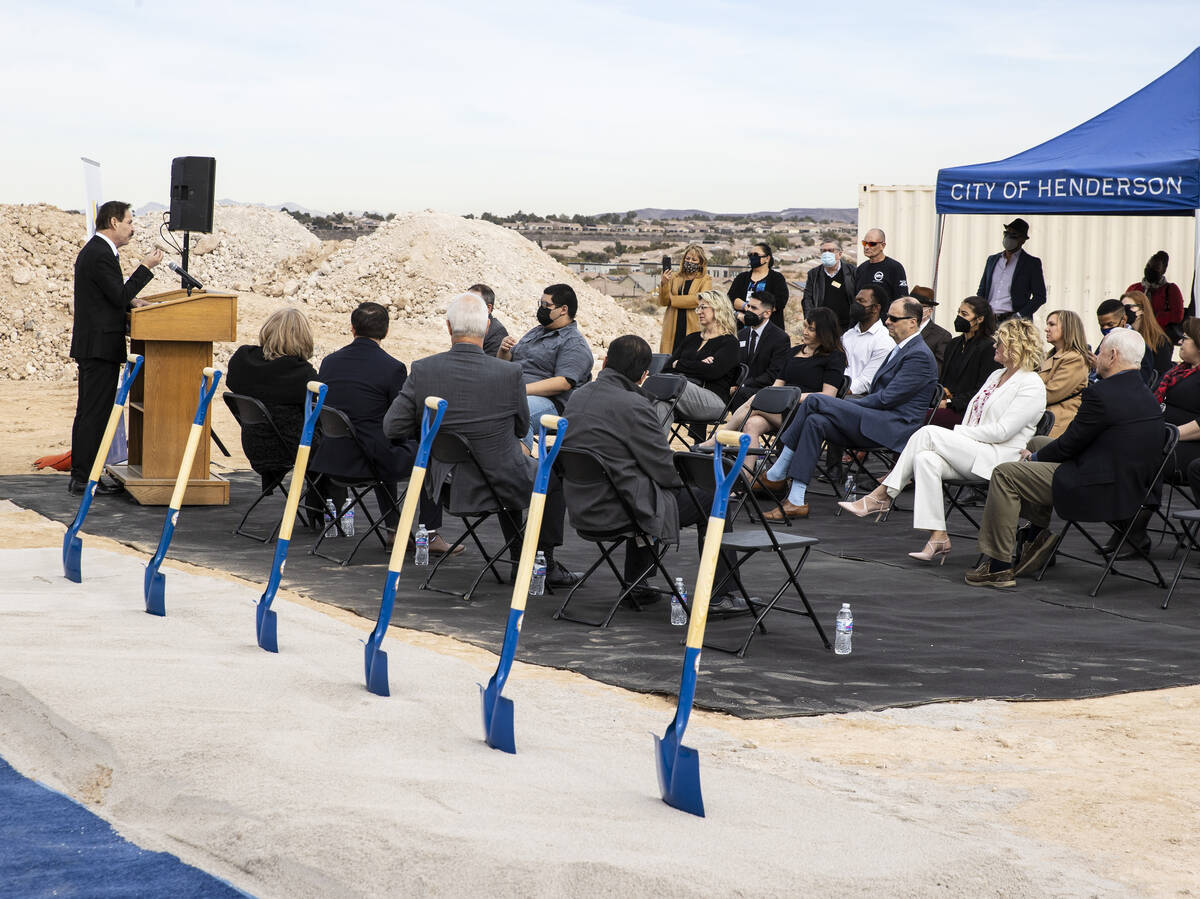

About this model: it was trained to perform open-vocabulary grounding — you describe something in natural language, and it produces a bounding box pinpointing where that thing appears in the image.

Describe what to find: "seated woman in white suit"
[838,318,1046,564]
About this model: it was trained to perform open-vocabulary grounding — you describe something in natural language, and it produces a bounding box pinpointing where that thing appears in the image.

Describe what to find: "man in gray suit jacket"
[383,293,579,586]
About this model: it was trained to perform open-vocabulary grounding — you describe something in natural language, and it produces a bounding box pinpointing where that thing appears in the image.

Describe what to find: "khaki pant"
[977,436,1058,562]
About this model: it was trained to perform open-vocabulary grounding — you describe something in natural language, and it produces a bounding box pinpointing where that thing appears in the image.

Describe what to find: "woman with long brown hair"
[1038,309,1092,439]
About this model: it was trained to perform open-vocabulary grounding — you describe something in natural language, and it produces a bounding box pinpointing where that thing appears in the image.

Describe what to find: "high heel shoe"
[836,494,892,522]
[908,538,952,565]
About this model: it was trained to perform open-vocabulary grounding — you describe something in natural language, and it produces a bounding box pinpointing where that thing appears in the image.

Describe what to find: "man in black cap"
[977,218,1046,321]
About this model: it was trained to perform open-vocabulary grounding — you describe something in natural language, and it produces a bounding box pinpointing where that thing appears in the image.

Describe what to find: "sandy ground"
[2,376,1199,895]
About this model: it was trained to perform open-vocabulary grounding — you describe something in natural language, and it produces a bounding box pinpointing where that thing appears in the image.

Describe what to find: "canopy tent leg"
[1192,209,1199,318]
[931,214,945,298]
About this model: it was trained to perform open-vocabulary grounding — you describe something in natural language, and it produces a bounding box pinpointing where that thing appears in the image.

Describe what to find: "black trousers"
[71,357,120,482]
[499,471,567,555]
[623,486,731,587]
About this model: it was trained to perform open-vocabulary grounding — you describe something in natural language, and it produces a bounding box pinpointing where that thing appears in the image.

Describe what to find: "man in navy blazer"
[69,200,163,495]
[309,302,456,553]
[977,218,1046,320]
[763,298,938,519]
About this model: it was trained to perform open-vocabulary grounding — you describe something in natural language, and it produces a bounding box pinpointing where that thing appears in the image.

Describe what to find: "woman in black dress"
[930,296,999,428]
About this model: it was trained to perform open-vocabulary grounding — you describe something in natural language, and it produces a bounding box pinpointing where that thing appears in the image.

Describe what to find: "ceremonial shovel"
[255,381,327,652]
[479,413,567,753]
[143,367,222,616]
[654,429,750,817]
[363,396,447,696]
[63,353,143,583]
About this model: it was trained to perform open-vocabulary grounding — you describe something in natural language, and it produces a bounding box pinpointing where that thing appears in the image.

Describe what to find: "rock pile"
[293,211,657,349]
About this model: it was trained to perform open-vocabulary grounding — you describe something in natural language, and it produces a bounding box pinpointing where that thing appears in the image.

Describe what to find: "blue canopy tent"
[933,47,1200,308]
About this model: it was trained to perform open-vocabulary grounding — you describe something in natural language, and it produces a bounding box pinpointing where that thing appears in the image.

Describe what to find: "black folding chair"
[223,391,321,542]
[642,373,688,430]
[419,431,523,601]
[648,353,671,375]
[942,410,1055,538]
[308,406,399,566]
[1163,508,1200,609]
[1034,423,1179,597]
[552,447,685,628]
[671,363,750,447]
[674,451,830,657]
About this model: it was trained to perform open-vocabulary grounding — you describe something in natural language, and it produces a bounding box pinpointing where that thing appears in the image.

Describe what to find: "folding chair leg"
[234,471,288,542]
[553,541,623,626]
[1163,520,1198,609]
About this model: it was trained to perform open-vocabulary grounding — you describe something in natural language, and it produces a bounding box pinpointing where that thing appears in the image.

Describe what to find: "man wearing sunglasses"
[853,228,908,302]
[977,218,1046,321]
[762,298,937,520]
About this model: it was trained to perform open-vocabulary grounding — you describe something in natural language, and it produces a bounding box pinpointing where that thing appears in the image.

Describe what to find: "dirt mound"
[294,211,657,349]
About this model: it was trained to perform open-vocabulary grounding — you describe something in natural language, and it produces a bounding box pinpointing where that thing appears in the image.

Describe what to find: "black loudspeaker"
[168,156,216,233]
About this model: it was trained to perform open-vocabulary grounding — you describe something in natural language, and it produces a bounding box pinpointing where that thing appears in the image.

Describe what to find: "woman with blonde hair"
[1038,309,1092,438]
[662,290,741,421]
[1122,289,1174,375]
[656,244,713,353]
[839,318,1047,564]
[227,307,318,488]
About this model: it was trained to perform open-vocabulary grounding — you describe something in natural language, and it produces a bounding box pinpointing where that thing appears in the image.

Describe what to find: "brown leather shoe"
[428,533,464,556]
[752,473,789,495]
[763,501,809,521]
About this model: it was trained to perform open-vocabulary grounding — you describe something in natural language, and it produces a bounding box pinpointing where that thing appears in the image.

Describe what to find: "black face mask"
[748,253,764,269]
[1145,267,1164,283]
[954,315,971,333]
[536,305,554,327]
[849,303,870,323]
[742,310,762,328]
[1125,305,1138,324]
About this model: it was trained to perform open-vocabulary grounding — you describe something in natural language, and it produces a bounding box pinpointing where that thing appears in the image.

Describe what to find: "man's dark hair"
[899,299,924,323]
[864,284,889,308]
[604,334,652,382]
[468,283,495,307]
[544,283,578,318]
[1096,298,1125,318]
[749,289,777,310]
[351,301,390,340]
[95,200,131,233]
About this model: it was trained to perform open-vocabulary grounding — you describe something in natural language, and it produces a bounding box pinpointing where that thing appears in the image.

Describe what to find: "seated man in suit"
[910,286,951,372]
[309,302,458,554]
[966,328,1166,587]
[469,283,508,357]
[383,293,580,586]
[561,335,740,611]
[498,283,594,448]
[763,298,939,520]
[729,291,790,409]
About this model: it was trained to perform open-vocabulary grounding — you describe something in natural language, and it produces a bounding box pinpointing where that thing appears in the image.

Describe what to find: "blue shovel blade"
[144,568,166,617]
[654,730,705,818]
[364,643,390,697]
[256,602,278,653]
[63,533,83,583]
[479,678,516,754]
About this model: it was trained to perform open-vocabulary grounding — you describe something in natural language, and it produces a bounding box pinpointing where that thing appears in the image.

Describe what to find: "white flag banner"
[81,157,102,237]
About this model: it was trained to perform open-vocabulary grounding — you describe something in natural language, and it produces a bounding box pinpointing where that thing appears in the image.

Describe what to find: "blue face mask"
[820,251,837,267]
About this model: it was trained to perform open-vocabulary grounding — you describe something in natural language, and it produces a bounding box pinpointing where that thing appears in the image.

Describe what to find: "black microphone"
[167,261,204,291]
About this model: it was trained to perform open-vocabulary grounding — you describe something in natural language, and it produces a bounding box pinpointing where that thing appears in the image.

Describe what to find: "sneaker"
[964,560,1016,588]
[709,594,750,614]
[1013,529,1059,578]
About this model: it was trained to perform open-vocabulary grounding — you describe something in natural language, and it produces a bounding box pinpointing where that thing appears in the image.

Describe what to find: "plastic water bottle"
[843,472,857,502]
[414,523,429,566]
[323,499,339,537]
[340,500,355,537]
[529,551,547,596]
[834,603,853,655]
[671,577,687,626]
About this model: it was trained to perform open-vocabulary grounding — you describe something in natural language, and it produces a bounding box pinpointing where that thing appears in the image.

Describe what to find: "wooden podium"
[106,289,237,506]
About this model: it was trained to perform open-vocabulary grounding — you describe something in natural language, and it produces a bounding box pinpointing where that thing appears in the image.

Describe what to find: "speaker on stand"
[168,156,216,293]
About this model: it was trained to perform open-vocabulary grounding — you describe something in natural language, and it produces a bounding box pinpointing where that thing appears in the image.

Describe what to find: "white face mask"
[820,251,837,267]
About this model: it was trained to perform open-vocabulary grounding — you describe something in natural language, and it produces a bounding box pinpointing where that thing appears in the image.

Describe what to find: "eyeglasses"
[862,240,881,248]
[885,314,914,323]
[696,304,712,312]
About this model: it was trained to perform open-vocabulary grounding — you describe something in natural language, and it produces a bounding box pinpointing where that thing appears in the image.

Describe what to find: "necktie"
[747,330,758,358]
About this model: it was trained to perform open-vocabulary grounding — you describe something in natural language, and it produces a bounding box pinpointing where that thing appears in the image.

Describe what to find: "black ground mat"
[4,472,1198,718]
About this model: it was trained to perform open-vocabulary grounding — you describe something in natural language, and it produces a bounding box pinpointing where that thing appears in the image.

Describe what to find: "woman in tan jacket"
[657,244,712,353]
[1038,309,1092,438]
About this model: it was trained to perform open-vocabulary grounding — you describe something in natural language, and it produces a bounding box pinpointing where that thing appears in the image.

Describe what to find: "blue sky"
[2,1,1196,214]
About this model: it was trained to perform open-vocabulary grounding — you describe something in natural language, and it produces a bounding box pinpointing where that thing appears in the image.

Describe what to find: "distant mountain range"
[633,207,856,221]
[134,199,327,216]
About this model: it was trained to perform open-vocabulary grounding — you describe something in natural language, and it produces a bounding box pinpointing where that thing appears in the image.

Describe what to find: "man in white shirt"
[842,285,894,396]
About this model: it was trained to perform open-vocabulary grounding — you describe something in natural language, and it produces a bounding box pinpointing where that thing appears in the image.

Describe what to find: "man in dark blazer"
[763,298,938,520]
[469,283,509,357]
[560,335,736,609]
[309,302,457,554]
[977,218,1046,320]
[801,238,857,330]
[910,286,952,371]
[383,293,579,585]
[69,200,162,495]
[968,329,1165,587]
[730,292,790,408]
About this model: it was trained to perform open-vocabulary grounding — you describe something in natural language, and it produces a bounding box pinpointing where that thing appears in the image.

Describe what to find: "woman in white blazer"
[839,318,1046,563]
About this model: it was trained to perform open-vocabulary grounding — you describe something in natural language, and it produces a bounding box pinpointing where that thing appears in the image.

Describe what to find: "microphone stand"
[181,231,192,296]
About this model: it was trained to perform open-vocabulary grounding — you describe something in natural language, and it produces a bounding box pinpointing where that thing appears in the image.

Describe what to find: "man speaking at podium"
[68,200,163,495]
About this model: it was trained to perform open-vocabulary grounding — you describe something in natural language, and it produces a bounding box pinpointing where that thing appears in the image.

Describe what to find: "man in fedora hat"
[977,218,1046,321]
[909,286,951,371]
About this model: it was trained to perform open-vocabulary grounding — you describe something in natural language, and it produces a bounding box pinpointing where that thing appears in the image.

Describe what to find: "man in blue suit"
[763,298,938,519]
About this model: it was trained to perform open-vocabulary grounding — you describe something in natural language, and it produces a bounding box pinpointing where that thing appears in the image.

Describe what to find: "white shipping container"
[858,184,1197,349]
